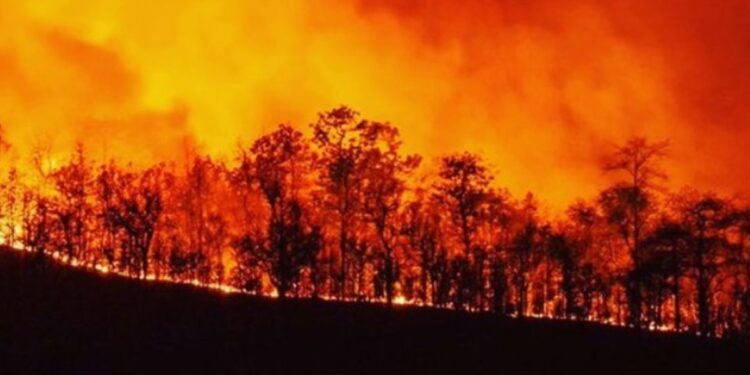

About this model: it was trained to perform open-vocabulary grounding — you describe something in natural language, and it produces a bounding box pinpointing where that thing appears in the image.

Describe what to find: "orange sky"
[0,0,748,209]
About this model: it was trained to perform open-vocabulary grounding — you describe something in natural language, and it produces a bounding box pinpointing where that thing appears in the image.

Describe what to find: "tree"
[234,202,323,298]
[50,143,94,265]
[548,230,577,319]
[561,200,600,319]
[642,219,690,330]
[433,153,492,255]
[359,121,420,305]
[602,137,668,328]
[0,168,21,247]
[737,208,750,337]
[401,190,441,306]
[178,156,228,283]
[0,124,15,247]
[312,106,405,299]
[432,152,492,310]
[507,194,545,317]
[674,191,732,336]
[311,106,366,298]
[21,190,52,260]
[21,136,57,260]
[484,189,514,315]
[96,162,121,271]
[234,124,322,298]
[450,255,480,311]
[99,164,169,278]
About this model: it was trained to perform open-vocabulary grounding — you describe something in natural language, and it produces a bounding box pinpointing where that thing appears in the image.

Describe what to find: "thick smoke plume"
[1,0,748,208]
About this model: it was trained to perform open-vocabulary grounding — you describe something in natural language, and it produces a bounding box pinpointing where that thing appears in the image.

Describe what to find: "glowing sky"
[1,0,748,207]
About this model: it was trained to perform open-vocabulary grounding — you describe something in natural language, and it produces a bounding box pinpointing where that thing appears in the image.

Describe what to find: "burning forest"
[1,1,750,373]
[1,111,750,338]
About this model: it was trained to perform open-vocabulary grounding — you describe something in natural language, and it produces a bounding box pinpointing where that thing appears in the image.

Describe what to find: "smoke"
[0,0,748,207]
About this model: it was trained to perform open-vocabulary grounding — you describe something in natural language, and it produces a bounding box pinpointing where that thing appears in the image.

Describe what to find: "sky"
[0,0,748,208]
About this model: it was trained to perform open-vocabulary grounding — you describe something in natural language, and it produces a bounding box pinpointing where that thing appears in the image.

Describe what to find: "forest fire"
[0,126,748,339]
[1,2,750,373]
[2,0,750,207]
[13,245,241,295]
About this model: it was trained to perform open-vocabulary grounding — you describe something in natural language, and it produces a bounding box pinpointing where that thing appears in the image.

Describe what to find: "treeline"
[1,107,749,338]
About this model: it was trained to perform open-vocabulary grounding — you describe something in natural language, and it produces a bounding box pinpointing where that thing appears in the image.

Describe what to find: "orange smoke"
[0,0,748,208]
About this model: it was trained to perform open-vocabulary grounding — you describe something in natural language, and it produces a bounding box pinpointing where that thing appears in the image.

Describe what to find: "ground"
[0,248,747,374]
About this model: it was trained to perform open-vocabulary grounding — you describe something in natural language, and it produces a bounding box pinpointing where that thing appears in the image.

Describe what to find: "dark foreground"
[0,250,748,375]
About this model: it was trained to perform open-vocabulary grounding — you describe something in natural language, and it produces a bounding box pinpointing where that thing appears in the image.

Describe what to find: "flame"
[0,1,748,208]
[392,295,408,306]
[8,243,242,296]
[0,243,714,337]
[0,2,747,339]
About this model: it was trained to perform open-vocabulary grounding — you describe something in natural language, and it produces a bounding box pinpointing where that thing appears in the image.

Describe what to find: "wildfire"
[0,0,749,208]
[392,295,408,306]
[94,263,111,274]
[0,0,749,342]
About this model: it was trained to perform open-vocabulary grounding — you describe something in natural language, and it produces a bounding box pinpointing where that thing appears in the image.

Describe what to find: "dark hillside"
[0,249,747,375]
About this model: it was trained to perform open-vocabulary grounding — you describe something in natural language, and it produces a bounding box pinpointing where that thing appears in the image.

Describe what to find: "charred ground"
[0,249,747,375]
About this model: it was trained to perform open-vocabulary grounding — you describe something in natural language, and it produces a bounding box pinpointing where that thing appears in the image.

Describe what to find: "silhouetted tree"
[235,124,322,298]
[675,191,731,336]
[433,153,492,310]
[311,106,369,298]
[484,190,514,315]
[433,153,491,254]
[99,164,168,278]
[563,200,600,318]
[737,208,750,337]
[401,191,442,305]
[359,121,420,305]
[22,190,52,259]
[642,218,690,330]
[602,137,668,328]
[0,168,20,247]
[177,156,228,283]
[548,230,578,319]
[50,143,94,265]
[0,124,15,247]
[509,194,543,317]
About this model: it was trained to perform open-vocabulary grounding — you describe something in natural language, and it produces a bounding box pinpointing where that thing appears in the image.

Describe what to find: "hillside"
[0,249,747,375]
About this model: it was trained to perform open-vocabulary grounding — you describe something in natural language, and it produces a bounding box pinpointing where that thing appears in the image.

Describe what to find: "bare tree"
[432,152,492,310]
[179,156,228,283]
[234,124,322,298]
[674,191,732,336]
[312,106,407,299]
[50,143,94,265]
[100,164,168,278]
[602,137,668,328]
[359,121,420,305]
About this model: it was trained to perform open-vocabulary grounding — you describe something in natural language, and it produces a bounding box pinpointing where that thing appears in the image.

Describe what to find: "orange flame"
[1,0,749,209]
